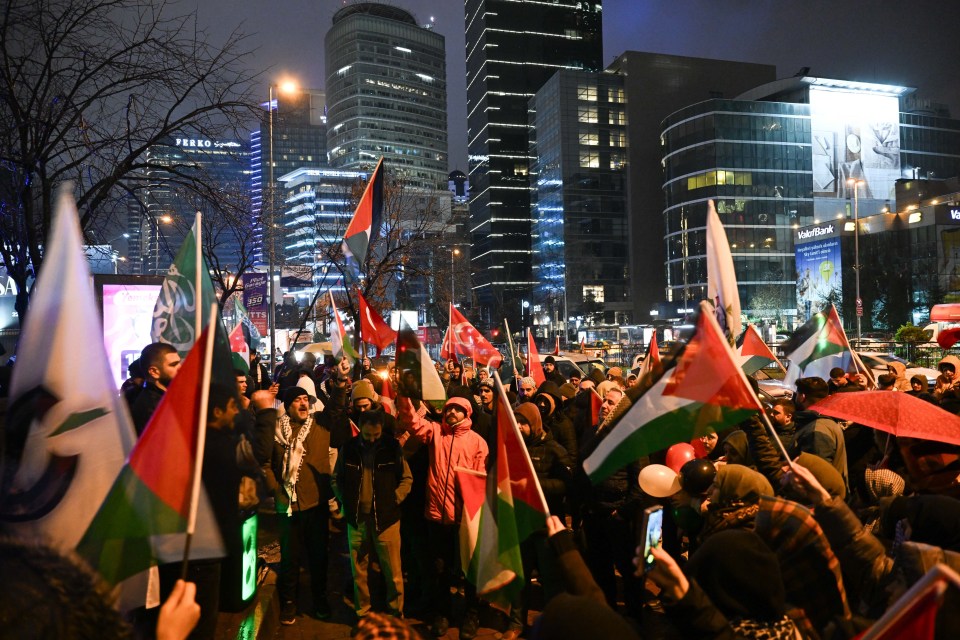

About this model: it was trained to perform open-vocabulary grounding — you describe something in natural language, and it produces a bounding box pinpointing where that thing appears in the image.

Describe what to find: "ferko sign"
[174,138,242,149]
[796,223,837,242]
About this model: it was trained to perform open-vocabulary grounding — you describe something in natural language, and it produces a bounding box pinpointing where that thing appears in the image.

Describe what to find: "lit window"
[578,106,597,123]
[579,132,599,146]
[610,153,626,169]
[609,132,625,147]
[579,151,599,168]
[577,85,597,102]
[609,88,625,104]
[608,110,626,125]
[583,285,604,303]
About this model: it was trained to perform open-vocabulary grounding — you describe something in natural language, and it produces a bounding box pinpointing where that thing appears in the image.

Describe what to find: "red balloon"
[665,443,696,473]
[690,437,708,459]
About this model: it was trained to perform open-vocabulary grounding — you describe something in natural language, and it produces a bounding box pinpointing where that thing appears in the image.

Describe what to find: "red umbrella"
[809,391,960,446]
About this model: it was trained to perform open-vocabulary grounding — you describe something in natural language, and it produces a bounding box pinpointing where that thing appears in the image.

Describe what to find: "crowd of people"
[8,343,960,639]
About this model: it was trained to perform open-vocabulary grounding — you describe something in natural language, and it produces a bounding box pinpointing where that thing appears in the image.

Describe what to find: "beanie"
[283,386,310,411]
[607,366,623,378]
[558,382,577,399]
[351,379,377,403]
[544,355,556,365]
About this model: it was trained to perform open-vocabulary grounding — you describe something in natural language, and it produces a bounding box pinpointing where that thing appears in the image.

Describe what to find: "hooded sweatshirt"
[886,361,912,392]
[398,396,488,524]
[934,354,960,399]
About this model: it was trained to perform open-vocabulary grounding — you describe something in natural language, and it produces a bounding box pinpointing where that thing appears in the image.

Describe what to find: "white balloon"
[639,464,682,498]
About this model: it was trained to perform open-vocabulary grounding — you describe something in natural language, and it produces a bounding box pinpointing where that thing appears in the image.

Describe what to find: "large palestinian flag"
[781,304,870,386]
[583,301,763,483]
[77,323,225,584]
[395,319,446,410]
[457,371,549,609]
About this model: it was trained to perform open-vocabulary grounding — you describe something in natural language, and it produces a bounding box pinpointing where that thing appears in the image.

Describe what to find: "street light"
[847,178,865,348]
[451,247,461,307]
[267,79,299,371]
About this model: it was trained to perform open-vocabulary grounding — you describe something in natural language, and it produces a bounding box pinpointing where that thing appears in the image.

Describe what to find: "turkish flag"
[527,329,545,387]
[448,304,503,368]
[358,291,396,351]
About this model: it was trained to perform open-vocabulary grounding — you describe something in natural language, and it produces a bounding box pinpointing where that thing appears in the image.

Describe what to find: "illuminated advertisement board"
[96,277,164,387]
[795,223,843,323]
[810,86,901,201]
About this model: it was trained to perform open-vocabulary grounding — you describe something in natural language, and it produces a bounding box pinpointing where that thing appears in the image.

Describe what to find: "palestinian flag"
[357,290,396,352]
[526,329,545,386]
[737,324,782,376]
[583,301,763,483]
[589,388,604,426]
[229,323,250,374]
[457,371,549,610]
[330,291,360,365]
[638,334,661,382]
[77,323,225,584]
[706,199,742,345]
[781,304,871,386]
[395,319,446,410]
[342,157,384,266]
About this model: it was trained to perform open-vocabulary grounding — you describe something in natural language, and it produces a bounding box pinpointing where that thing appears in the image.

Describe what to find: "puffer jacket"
[398,397,488,524]
[934,354,960,399]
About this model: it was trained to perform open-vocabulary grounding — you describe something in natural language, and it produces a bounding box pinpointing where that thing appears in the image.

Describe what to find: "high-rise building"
[251,88,327,266]
[465,0,603,326]
[133,135,249,275]
[605,52,776,319]
[325,3,447,191]
[529,69,630,337]
[660,76,960,329]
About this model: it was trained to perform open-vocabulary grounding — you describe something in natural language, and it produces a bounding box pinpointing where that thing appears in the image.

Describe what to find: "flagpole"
[860,563,960,639]
[181,303,217,580]
[492,371,551,516]
[195,212,202,335]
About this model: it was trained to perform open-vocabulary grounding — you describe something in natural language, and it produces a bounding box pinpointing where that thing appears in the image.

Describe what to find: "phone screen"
[642,506,664,572]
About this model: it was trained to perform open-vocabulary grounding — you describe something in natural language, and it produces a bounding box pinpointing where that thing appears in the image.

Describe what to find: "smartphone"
[640,505,664,572]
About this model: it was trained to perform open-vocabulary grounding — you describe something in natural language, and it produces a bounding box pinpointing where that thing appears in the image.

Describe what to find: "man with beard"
[131,342,181,435]
[259,386,341,625]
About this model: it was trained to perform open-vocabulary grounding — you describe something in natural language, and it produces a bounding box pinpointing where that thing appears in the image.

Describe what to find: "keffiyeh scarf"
[276,414,313,514]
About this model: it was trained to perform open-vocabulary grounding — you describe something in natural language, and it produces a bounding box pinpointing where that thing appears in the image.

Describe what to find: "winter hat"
[864,468,906,504]
[606,367,623,378]
[283,386,310,411]
[444,396,473,418]
[544,355,557,365]
[558,382,577,399]
[514,402,543,436]
[479,378,495,390]
[351,379,378,403]
[587,368,605,385]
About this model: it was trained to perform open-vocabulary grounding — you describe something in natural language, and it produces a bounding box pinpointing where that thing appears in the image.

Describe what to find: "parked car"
[752,368,793,400]
[857,351,938,389]
[533,353,586,381]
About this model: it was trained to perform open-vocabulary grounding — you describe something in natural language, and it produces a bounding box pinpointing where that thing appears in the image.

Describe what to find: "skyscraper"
[325,3,447,190]
[251,88,327,266]
[465,0,603,326]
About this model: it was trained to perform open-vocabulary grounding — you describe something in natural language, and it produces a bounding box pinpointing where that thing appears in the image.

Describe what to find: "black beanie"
[283,386,310,411]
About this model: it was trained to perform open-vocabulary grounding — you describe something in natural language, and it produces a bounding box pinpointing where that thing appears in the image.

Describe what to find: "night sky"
[191,0,960,171]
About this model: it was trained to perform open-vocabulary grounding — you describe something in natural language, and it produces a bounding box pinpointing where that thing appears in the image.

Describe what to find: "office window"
[578,106,597,123]
[579,151,599,168]
[577,84,597,102]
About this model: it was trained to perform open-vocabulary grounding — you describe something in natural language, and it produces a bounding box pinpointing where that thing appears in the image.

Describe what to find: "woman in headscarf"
[698,464,774,545]
[644,530,803,639]
[886,361,912,392]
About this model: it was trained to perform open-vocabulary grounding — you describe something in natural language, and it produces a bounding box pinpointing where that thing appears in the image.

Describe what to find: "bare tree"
[310,171,451,346]
[0,0,259,319]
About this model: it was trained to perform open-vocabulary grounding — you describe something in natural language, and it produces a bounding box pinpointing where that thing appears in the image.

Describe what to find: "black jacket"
[335,436,411,533]
[131,382,165,436]
[525,431,573,515]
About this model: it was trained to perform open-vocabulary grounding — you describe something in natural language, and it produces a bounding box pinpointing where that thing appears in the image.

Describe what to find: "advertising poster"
[243,273,268,336]
[810,86,901,201]
[796,236,843,323]
[102,283,162,387]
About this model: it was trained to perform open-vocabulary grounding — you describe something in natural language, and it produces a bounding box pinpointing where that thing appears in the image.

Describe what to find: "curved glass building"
[325,3,447,191]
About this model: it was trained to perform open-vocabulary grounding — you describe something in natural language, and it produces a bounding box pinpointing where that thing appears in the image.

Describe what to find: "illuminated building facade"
[661,76,960,328]
[465,0,603,326]
[529,69,630,333]
[325,3,447,191]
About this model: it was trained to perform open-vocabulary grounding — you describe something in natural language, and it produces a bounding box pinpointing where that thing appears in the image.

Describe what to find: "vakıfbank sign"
[795,223,843,323]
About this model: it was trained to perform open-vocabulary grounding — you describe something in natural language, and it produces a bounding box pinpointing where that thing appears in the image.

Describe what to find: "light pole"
[847,178,865,348]
[451,247,460,308]
[267,79,298,371]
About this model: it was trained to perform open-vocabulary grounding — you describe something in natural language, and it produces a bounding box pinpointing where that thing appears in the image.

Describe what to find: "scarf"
[276,413,313,514]
[728,615,799,640]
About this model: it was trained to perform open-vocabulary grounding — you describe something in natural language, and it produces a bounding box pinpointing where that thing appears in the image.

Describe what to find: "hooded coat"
[934,354,960,399]
[535,381,579,461]
[886,361,912,392]
[398,396,488,524]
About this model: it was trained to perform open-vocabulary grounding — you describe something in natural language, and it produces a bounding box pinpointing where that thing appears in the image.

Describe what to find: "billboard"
[97,278,163,388]
[796,224,843,323]
[810,86,901,201]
